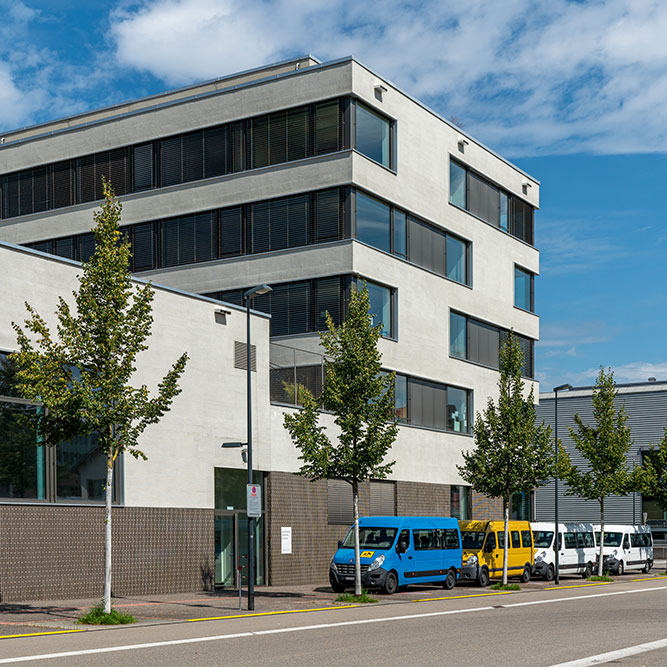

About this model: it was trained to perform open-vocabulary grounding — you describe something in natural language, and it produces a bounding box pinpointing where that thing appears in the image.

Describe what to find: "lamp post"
[243,284,271,611]
[553,383,572,586]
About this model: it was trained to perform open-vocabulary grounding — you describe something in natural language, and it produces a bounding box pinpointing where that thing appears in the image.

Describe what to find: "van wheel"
[382,571,399,595]
[331,582,346,593]
[582,563,592,579]
[519,565,531,583]
[443,570,456,590]
[477,567,490,587]
[544,565,554,582]
[643,560,652,574]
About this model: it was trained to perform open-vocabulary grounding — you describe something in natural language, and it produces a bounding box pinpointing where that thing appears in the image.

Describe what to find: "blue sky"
[1,0,666,391]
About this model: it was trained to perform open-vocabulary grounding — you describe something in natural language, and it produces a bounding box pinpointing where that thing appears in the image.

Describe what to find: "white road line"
[550,637,667,666]
[2,585,666,664]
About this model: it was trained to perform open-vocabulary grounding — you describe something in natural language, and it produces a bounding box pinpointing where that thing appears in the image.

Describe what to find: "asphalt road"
[1,579,666,666]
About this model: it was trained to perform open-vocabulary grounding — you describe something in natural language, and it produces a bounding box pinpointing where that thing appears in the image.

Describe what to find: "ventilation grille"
[234,341,256,371]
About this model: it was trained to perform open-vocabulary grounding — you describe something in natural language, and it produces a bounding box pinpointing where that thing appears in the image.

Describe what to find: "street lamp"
[553,383,572,586]
[244,284,271,611]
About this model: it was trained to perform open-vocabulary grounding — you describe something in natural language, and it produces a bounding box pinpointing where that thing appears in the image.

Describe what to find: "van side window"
[485,533,496,550]
[444,529,460,550]
[564,533,577,549]
[398,529,410,549]
[583,532,594,548]
[576,533,586,548]
[521,530,532,548]
[511,531,520,548]
[413,529,443,550]
[631,534,640,548]
[496,532,505,549]
[623,534,630,550]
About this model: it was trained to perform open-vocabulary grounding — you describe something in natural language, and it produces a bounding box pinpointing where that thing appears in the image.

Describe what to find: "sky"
[1,0,666,392]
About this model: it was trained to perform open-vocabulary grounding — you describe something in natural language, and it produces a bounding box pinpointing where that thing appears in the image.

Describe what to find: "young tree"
[283,284,398,596]
[457,334,553,585]
[11,180,188,614]
[559,367,637,576]
[641,431,667,515]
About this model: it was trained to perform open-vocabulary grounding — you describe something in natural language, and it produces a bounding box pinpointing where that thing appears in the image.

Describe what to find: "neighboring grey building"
[0,56,541,598]
[535,382,667,551]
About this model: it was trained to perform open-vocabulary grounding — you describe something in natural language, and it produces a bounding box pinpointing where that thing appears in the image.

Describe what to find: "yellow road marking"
[631,575,667,582]
[0,629,84,640]
[545,582,612,590]
[187,605,359,622]
[413,591,515,602]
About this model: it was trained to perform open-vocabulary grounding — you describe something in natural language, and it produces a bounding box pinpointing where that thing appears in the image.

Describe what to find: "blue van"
[329,516,463,594]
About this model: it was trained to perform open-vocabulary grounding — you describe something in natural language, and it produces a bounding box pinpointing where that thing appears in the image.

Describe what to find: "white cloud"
[109,0,667,156]
[588,361,667,384]
[538,320,615,348]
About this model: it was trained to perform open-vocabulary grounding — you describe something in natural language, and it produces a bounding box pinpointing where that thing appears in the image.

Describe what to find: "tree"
[558,367,638,576]
[457,333,553,585]
[11,180,188,614]
[642,431,667,515]
[283,284,398,596]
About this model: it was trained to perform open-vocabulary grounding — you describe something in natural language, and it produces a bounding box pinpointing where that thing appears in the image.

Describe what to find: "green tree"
[641,430,667,515]
[457,334,553,585]
[559,367,638,575]
[283,284,397,596]
[11,180,188,614]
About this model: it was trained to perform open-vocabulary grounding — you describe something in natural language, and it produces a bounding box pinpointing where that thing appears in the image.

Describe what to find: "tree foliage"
[642,431,667,513]
[457,333,553,584]
[558,367,638,574]
[284,283,397,594]
[11,179,188,612]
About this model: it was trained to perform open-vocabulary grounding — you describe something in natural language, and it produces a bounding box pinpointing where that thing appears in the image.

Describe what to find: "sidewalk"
[2,562,665,636]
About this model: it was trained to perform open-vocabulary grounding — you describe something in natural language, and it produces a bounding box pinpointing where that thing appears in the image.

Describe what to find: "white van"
[593,524,653,575]
[532,522,597,580]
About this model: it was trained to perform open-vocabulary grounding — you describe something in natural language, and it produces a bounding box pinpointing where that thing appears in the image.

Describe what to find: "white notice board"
[281,527,292,554]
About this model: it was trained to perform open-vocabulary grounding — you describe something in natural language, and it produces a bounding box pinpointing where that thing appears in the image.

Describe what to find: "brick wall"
[472,491,503,520]
[0,505,213,602]
[395,481,450,516]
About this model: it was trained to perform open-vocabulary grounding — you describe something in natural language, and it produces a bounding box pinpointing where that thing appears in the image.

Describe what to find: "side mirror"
[337,540,342,548]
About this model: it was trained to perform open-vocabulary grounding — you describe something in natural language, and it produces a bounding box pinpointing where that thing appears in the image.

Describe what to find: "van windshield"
[340,527,397,550]
[595,532,623,547]
[461,531,486,550]
[533,531,554,548]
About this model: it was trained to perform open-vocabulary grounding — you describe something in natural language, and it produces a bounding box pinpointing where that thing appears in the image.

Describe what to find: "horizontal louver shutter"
[315,189,340,241]
[54,237,75,259]
[408,216,445,276]
[194,212,215,263]
[19,171,32,215]
[251,202,270,253]
[288,194,309,247]
[314,101,340,154]
[52,160,73,209]
[370,481,395,516]
[161,218,179,267]
[94,151,111,200]
[328,479,353,525]
[33,167,49,212]
[4,173,19,218]
[234,341,256,371]
[133,143,154,191]
[78,155,96,203]
[161,136,182,186]
[220,207,243,256]
[109,148,128,195]
[270,284,289,336]
[132,223,155,271]
[80,234,96,262]
[468,319,500,368]
[315,277,341,329]
[469,172,500,226]
[287,107,309,161]
[269,111,287,165]
[178,215,195,265]
[251,116,269,169]
[204,126,227,178]
[287,282,309,335]
[269,198,288,251]
[230,121,245,172]
[408,378,446,430]
[182,131,203,183]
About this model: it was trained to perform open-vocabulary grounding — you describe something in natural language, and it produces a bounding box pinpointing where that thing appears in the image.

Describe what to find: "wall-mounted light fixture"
[457,138,469,153]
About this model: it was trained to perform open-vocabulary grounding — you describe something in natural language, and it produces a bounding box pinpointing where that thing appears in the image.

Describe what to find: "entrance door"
[214,511,265,587]
[214,513,235,587]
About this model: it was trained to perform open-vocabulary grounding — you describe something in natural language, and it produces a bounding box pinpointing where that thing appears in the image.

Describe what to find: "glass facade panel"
[366,281,392,337]
[446,235,467,284]
[355,102,391,167]
[514,267,533,312]
[500,192,509,231]
[393,210,407,258]
[447,386,468,433]
[449,161,466,208]
[449,312,467,359]
[394,374,408,423]
[56,434,105,500]
[356,192,391,253]
[451,485,471,520]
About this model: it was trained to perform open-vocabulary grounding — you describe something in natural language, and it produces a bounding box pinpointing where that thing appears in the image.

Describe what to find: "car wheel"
[544,565,554,582]
[582,563,592,579]
[617,560,624,576]
[382,571,399,595]
[477,567,490,587]
[520,565,531,583]
[331,582,346,593]
[443,569,456,590]
[643,560,652,574]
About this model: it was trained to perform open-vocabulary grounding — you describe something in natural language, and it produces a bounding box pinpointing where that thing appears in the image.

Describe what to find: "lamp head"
[244,284,272,299]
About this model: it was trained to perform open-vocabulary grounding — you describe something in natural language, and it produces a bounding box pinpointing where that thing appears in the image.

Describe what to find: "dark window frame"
[514,264,535,313]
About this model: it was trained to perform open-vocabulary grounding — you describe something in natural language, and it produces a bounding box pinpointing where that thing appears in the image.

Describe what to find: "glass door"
[214,513,235,587]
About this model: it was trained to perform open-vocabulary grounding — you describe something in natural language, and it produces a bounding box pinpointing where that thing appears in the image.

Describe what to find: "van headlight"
[368,554,385,572]
[466,555,478,566]
[330,560,338,573]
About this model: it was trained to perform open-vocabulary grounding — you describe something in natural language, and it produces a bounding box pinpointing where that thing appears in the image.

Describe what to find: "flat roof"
[540,380,667,400]
[0,55,538,184]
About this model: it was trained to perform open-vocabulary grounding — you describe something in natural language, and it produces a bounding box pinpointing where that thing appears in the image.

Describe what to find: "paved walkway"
[1,561,665,637]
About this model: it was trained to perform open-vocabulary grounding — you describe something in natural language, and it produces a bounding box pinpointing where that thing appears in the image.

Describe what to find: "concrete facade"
[0,56,541,598]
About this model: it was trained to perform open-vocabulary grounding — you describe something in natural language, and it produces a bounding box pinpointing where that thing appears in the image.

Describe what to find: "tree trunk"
[103,452,113,614]
[503,499,509,586]
[598,497,605,577]
[353,481,361,596]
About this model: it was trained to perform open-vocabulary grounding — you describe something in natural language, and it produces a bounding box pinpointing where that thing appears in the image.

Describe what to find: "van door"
[562,531,579,573]
[409,528,443,583]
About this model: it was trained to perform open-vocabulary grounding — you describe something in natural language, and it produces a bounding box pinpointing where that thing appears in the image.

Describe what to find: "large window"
[514,266,535,312]
[450,485,472,520]
[356,192,391,253]
[364,280,394,338]
[355,102,391,168]
[449,159,535,245]
[1,99,347,220]
[450,311,535,378]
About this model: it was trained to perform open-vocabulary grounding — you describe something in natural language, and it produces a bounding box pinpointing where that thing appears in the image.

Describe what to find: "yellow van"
[458,520,534,586]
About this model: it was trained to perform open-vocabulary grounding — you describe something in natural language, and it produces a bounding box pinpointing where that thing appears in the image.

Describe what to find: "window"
[408,216,446,276]
[511,531,521,548]
[365,280,394,338]
[394,374,408,423]
[393,210,407,258]
[564,532,578,549]
[468,319,500,368]
[515,266,534,312]
[449,312,467,359]
[450,485,471,520]
[444,529,460,550]
[407,377,471,433]
[447,386,469,433]
[56,434,106,501]
[356,192,391,253]
[355,102,391,167]
[314,100,341,155]
[449,159,535,245]
[521,530,532,548]
[446,235,468,284]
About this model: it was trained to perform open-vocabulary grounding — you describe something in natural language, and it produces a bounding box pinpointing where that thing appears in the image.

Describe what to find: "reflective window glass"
[356,192,391,253]
[393,210,407,258]
[394,374,407,423]
[449,161,466,208]
[446,235,467,284]
[447,386,468,433]
[449,312,467,359]
[56,434,105,500]
[356,103,390,167]
[366,281,393,337]
[514,267,533,312]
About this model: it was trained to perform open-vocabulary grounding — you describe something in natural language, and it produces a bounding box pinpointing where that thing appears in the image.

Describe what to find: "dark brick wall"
[0,505,213,602]
[396,481,450,516]
[472,491,503,520]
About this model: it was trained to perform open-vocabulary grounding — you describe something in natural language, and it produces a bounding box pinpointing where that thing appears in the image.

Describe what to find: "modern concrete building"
[535,382,667,556]
[0,56,541,598]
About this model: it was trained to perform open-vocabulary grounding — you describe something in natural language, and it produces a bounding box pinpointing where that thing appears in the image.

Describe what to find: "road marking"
[549,636,667,666]
[187,605,359,622]
[544,583,612,590]
[0,630,83,641]
[412,591,514,602]
[3,585,666,664]
[632,575,667,582]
